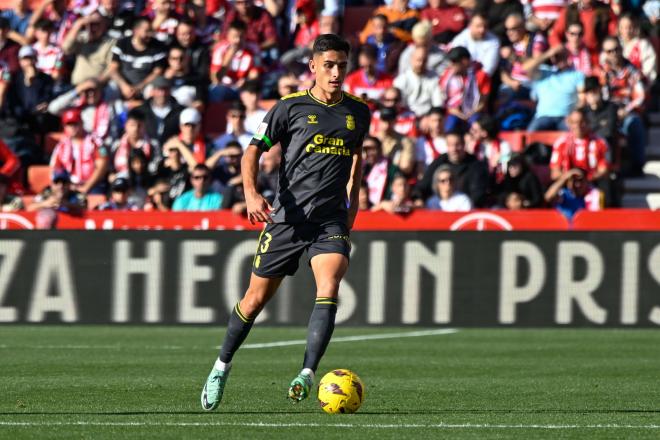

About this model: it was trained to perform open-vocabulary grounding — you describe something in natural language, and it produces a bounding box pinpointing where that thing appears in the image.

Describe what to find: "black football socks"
[218,302,255,364]
[302,297,338,372]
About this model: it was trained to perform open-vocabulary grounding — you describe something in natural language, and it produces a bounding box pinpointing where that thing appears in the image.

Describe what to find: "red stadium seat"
[27,165,51,194]
[500,131,525,153]
[86,194,107,210]
[524,131,565,148]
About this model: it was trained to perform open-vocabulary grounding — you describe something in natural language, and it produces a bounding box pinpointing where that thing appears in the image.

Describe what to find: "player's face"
[310,50,348,94]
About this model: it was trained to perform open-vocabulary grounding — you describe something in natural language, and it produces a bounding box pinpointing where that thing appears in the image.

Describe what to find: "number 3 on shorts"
[253,231,273,269]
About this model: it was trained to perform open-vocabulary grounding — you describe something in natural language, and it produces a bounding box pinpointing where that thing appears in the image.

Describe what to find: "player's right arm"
[242,144,273,224]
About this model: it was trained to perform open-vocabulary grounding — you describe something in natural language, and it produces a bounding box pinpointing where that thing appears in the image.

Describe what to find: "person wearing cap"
[374,105,415,176]
[164,45,206,108]
[47,77,120,146]
[96,177,140,211]
[209,19,260,102]
[171,163,222,211]
[162,107,212,171]
[213,101,254,151]
[27,170,86,216]
[137,74,184,147]
[61,11,115,87]
[450,13,500,76]
[109,16,168,100]
[0,17,20,75]
[393,46,443,117]
[50,108,110,195]
[438,46,491,132]
[343,45,394,104]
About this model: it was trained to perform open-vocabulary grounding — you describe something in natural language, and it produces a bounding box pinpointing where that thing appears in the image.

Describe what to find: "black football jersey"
[251,90,371,224]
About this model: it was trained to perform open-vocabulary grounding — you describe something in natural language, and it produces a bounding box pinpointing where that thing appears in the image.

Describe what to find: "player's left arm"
[346,143,363,230]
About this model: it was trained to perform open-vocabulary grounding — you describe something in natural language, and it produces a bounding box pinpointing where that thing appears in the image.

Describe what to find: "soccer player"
[200,34,371,411]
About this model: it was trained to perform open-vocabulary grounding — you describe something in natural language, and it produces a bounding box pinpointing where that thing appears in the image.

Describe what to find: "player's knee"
[316,279,341,297]
[240,292,267,317]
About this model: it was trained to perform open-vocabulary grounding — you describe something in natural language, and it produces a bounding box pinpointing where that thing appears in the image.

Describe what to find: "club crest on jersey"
[346,115,355,130]
[307,114,318,124]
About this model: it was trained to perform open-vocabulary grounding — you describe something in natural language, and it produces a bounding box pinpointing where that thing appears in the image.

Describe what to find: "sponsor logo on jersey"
[307,114,318,124]
[346,114,355,130]
[305,134,351,156]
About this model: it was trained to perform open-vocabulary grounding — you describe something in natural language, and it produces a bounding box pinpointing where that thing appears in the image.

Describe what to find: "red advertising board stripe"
[572,210,660,230]
[0,210,570,231]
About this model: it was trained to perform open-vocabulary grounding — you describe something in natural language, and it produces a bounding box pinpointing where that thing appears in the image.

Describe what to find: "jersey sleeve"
[251,100,289,151]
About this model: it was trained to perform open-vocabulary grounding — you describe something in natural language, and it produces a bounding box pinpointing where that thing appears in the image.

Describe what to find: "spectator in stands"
[31,19,63,80]
[550,108,609,183]
[425,165,472,211]
[415,130,489,207]
[466,114,511,182]
[154,140,189,202]
[358,181,371,211]
[360,0,419,44]
[344,45,394,104]
[209,19,260,102]
[598,36,647,176]
[110,16,167,100]
[276,71,300,98]
[0,139,21,194]
[126,148,153,207]
[172,163,222,210]
[374,106,416,176]
[397,20,449,78]
[475,0,524,42]
[237,79,267,134]
[164,45,206,108]
[213,101,254,151]
[1,0,32,38]
[137,75,184,148]
[163,107,212,172]
[4,45,56,141]
[525,0,565,34]
[279,0,319,76]
[495,153,544,208]
[582,76,618,157]
[439,46,491,132]
[370,87,418,138]
[499,13,547,102]
[362,135,401,208]
[420,0,467,45]
[173,19,211,81]
[318,13,339,35]
[50,109,110,195]
[394,46,442,118]
[110,108,158,179]
[183,0,221,46]
[61,12,115,87]
[544,167,602,219]
[618,13,657,86]
[0,173,23,211]
[25,0,77,46]
[48,78,121,147]
[27,170,86,215]
[371,173,414,214]
[206,139,242,191]
[221,0,277,52]
[363,14,404,76]
[416,107,446,173]
[98,0,131,41]
[450,13,500,77]
[146,178,173,211]
[0,17,20,75]
[96,176,141,210]
[144,0,180,45]
[524,45,584,131]
[563,21,593,76]
[549,0,617,56]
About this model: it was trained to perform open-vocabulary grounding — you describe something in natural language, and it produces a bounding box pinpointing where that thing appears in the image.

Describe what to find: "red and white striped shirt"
[523,0,567,20]
[210,41,259,85]
[550,133,609,180]
[50,135,106,185]
[33,43,63,77]
[343,68,394,101]
[370,110,418,138]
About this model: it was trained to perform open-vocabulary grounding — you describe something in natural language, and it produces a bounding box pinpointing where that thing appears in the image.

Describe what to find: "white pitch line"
[241,328,458,349]
[0,421,659,429]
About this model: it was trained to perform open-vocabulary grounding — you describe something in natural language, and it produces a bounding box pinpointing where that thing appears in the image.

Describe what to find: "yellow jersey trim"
[306,89,344,107]
[344,91,367,105]
[280,90,308,100]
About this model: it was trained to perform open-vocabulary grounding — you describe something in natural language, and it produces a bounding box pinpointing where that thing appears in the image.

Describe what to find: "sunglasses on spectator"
[192,174,209,180]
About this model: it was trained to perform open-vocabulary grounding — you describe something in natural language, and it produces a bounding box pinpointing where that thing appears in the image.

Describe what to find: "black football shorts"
[252,221,351,278]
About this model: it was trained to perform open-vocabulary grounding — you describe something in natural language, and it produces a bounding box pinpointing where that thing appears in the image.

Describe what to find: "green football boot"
[201,364,230,411]
[287,371,314,403]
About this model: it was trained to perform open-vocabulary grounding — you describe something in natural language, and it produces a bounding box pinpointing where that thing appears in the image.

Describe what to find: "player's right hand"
[245,192,273,224]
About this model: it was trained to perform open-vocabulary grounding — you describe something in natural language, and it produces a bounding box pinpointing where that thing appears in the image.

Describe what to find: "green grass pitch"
[1,326,659,439]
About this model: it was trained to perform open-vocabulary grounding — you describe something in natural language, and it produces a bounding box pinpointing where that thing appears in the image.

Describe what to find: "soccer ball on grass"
[317,369,365,414]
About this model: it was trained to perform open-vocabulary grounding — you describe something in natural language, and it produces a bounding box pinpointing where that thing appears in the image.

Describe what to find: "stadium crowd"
[0,0,657,224]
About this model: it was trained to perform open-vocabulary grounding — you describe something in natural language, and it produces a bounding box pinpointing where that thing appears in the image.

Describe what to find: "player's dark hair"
[228,19,247,33]
[312,34,350,56]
